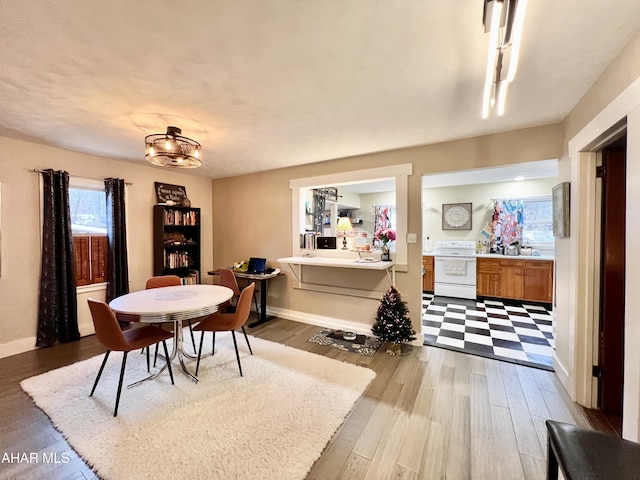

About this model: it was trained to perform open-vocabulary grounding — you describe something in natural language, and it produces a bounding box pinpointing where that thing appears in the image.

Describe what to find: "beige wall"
[211,124,563,334]
[0,137,213,358]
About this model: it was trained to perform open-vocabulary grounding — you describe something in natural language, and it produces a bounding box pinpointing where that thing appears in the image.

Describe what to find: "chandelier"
[145,126,202,168]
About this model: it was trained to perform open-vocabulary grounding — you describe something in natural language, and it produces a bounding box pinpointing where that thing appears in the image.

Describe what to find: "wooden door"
[598,142,626,417]
[477,258,500,297]
[499,261,524,300]
[523,261,553,302]
[422,256,434,292]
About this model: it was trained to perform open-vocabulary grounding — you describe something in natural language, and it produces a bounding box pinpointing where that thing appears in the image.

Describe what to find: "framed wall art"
[552,182,570,238]
[442,202,472,230]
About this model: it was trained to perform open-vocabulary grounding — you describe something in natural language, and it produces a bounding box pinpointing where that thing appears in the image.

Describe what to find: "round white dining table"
[109,284,233,384]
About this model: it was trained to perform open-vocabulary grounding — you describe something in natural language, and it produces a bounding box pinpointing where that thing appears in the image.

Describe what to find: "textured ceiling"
[1,1,639,179]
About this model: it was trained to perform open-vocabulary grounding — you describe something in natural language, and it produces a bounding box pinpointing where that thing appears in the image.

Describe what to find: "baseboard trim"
[265,306,424,346]
[0,336,38,359]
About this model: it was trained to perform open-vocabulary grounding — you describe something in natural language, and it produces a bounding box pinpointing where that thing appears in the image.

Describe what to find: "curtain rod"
[31,169,133,185]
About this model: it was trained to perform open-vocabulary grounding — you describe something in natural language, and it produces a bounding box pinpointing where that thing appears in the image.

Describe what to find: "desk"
[109,284,233,384]
[207,269,285,328]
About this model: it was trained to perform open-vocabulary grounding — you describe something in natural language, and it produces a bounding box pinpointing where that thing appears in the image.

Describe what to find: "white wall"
[0,136,213,358]
[422,178,558,249]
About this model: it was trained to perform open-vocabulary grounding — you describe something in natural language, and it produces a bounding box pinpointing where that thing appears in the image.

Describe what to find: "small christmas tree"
[371,286,415,353]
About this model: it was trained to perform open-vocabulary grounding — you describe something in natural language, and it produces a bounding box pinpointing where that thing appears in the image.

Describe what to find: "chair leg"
[241,326,253,355]
[195,328,206,377]
[162,340,174,385]
[252,293,259,316]
[211,331,216,356]
[90,351,111,396]
[188,320,196,352]
[153,343,159,367]
[231,331,243,377]
[114,351,128,417]
[146,346,150,372]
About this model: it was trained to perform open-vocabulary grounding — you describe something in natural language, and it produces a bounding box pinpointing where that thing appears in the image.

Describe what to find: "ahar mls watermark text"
[2,452,71,464]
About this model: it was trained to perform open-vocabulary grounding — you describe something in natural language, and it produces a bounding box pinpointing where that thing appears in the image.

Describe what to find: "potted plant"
[374,228,396,261]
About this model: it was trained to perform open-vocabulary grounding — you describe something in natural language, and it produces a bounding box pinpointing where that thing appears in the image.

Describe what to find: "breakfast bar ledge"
[277,256,396,299]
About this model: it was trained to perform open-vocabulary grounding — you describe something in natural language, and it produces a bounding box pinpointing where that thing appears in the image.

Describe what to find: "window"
[495,196,553,246]
[521,197,554,244]
[69,181,107,286]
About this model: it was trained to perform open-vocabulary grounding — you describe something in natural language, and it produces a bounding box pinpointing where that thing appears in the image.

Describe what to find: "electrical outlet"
[406,233,418,243]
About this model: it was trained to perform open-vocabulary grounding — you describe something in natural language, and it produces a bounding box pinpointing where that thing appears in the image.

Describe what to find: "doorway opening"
[420,160,557,370]
[593,133,627,433]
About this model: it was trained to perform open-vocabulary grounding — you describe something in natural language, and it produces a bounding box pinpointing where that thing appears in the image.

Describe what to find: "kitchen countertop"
[422,252,555,261]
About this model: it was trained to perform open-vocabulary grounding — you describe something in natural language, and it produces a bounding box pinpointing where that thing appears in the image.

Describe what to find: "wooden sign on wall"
[154,182,187,204]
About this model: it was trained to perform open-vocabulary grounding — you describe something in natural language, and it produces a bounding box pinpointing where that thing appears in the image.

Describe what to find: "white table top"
[109,284,234,323]
[278,256,395,271]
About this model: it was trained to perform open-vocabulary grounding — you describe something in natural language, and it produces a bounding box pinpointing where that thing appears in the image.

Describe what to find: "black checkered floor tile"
[422,294,554,370]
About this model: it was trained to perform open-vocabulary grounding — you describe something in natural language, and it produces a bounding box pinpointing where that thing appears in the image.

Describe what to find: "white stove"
[434,241,477,300]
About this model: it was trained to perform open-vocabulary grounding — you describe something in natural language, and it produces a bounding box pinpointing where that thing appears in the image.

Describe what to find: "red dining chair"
[88,298,174,417]
[218,268,259,314]
[145,275,197,356]
[193,282,255,377]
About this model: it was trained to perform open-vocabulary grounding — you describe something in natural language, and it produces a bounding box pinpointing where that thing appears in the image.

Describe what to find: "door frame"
[566,74,640,441]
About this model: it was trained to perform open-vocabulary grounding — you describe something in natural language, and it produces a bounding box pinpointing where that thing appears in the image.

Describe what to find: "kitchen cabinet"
[422,255,434,292]
[477,258,501,297]
[500,260,525,300]
[476,257,553,303]
[523,261,554,302]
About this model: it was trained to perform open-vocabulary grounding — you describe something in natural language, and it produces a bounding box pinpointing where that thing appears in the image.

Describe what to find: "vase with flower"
[375,228,396,261]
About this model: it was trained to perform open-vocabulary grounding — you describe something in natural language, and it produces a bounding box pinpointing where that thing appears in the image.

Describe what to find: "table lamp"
[336,217,353,250]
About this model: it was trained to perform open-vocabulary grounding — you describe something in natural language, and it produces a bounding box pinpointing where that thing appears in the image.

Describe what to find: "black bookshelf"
[153,205,201,283]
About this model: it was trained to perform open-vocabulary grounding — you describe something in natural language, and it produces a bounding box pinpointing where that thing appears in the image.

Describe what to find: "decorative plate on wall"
[442,203,472,230]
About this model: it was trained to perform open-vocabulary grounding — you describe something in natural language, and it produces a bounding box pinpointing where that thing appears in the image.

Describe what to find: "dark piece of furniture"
[193,283,255,377]
[546,420,640,479]
[87,298,174,417]
[208,269,285,328]
[153,205,201,283]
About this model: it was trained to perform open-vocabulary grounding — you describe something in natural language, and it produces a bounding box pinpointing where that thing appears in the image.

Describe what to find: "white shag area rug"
[20,332,375,480]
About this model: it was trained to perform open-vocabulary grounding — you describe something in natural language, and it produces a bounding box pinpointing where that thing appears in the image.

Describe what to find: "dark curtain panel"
[36,169,80,347]
[105,178,129,303]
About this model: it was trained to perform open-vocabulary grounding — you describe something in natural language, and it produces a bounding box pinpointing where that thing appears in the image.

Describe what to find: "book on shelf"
[180,269,200,285]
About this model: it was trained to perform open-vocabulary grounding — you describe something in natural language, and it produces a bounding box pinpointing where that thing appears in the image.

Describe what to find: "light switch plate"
[406,233,418,243]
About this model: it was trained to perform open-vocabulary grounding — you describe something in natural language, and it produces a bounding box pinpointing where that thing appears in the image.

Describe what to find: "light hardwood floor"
[0,317,618,479]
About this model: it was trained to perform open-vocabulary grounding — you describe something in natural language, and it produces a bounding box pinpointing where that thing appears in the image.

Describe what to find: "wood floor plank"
[2,317,615,480]
[418,420,447,480]
[363,409,409,479]
[516,364,552,419]
[471,437,499,480]
[491,404,526,480]
[445,394,471,479]
[471,372,493,442]
[500,362,545,459]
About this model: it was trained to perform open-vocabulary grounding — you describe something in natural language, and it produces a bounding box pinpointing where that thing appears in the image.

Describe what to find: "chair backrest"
[227,282,255,330]
[218,268,241,297]
[87,298,128,351]
[145,275,181,289]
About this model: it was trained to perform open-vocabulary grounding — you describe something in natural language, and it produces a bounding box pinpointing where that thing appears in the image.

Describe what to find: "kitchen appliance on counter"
[434,240,477,300]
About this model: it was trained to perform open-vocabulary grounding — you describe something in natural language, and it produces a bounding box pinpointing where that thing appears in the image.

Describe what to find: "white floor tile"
[521,343,554,356]
[445,311,467,320]
[490,330,520,342]
[514,327,545,338]
[465,332,494,346]
[437,336,465,349]
[440,322,466,333]
[488,318,513,327]
[493,347,529,361]
[466,319,490,330]
[423,326,441,336]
